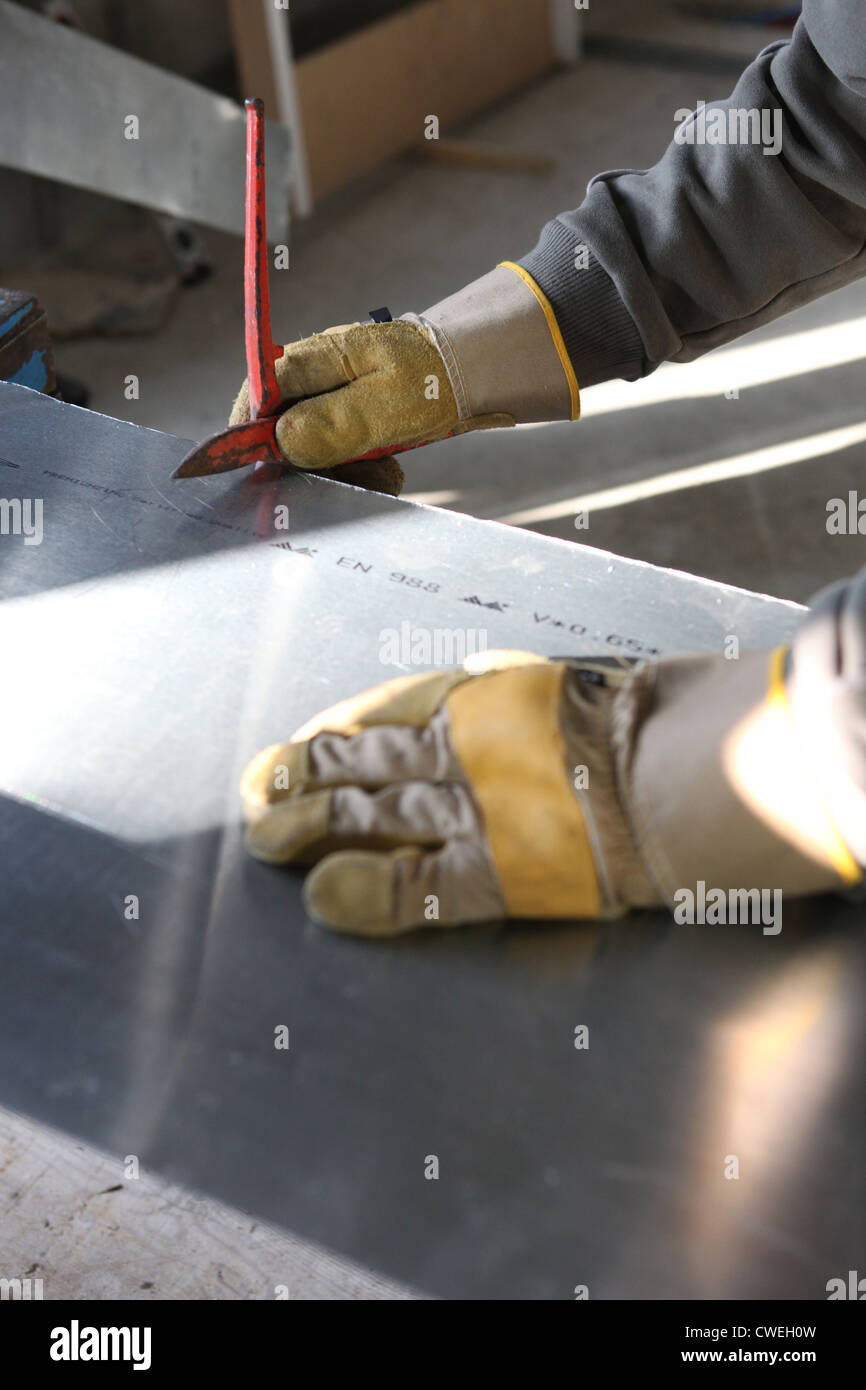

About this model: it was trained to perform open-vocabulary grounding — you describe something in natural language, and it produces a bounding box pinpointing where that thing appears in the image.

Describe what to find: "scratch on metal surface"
[152,487,185,517]
[90,507,132,549]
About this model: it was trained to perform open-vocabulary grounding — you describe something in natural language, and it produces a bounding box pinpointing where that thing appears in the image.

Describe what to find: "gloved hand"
[229,264,581,490]
[240,645,860,937]
[240,651,653,935]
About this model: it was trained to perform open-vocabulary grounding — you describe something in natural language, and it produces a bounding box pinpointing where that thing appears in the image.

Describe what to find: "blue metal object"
[0,289,54,395]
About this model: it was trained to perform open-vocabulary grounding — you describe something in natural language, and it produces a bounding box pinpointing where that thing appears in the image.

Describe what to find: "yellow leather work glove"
[229,319,513,484]
[240,652,659,936]
[240,646,860,937]
[229,265,582,493]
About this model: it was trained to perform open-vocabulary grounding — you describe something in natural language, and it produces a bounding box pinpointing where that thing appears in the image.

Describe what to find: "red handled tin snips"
[173,98,438,481]
[172,97,284,479]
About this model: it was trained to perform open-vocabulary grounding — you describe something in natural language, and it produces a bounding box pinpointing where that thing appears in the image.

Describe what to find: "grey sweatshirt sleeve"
[520,0,866,388]
[787,570,866,874]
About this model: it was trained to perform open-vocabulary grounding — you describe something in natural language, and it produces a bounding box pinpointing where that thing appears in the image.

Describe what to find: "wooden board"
[295,0,556,201]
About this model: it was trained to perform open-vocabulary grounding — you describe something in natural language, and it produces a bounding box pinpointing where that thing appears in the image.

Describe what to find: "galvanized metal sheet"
[0,1,291,239]
[0,382,863,1300]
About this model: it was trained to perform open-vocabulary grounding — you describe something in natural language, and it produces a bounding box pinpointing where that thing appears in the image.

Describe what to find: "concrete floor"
[0,1109,418,1300]
[12,19,866,1302]
[56,44,866,607]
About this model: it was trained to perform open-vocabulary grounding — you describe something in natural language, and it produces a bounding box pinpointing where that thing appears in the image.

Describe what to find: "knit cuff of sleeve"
[518,217,647,388]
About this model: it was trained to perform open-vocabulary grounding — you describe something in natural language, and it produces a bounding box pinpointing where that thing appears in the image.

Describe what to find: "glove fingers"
[275,323,371,399]
[230,320,453,463]
[291,668,473,742]
[274,372,431,471]
[245,780,477,865]
[304,838,505,936]
[240,699,468,819]
[308,717,462,793]
[281,662,546,760]
[228,324,366,428]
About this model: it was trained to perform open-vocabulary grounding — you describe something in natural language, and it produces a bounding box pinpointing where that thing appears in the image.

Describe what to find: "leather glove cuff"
[413,263,579,425]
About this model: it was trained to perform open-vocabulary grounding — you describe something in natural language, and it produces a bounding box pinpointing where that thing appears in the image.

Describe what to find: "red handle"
[244,97,282,422]
[345,431,455,464]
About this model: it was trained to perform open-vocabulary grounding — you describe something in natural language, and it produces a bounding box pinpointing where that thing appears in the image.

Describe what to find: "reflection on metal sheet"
[0,383,863,1300]
[0,1,291,239]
